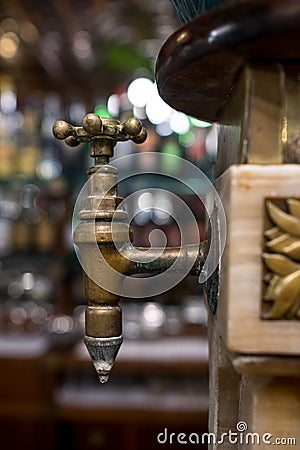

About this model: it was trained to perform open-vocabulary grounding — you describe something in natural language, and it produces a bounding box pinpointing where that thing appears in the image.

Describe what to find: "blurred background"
[0,0,217,449]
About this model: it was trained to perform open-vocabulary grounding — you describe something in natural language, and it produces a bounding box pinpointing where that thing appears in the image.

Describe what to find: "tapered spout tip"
[84,335,123,383]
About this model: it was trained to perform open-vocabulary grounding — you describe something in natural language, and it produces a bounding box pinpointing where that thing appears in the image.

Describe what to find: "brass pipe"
[122,243,207,275]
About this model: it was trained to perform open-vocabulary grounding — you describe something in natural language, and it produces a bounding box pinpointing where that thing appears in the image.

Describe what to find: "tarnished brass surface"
[53,112,206,381]
[78,165,127,221]
[73,195,133,339]
[53,113,147,161]
[216,64,300,177]
[123,243,207,276]
[283,75,300,163]
[263,199,300,320]
[53,113,148,379]
[246,65,284,165]
[86,304,122,338]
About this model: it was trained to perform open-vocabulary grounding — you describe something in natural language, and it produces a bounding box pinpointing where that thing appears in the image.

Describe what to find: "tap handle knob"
[52,113,147,159]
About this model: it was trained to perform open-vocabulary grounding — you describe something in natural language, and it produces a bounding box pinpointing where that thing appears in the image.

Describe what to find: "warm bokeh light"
[20,21,39,43]
[0,32,19,59]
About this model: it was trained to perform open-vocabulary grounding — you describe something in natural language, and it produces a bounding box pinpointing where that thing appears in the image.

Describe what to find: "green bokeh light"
[94,104,112,118]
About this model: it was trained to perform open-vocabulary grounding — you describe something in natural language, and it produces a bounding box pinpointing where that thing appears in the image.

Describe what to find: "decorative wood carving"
[263,199,300,320]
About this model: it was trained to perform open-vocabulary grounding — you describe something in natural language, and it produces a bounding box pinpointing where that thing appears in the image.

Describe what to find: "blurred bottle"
[0,76,18,179]
[17,107,40,177]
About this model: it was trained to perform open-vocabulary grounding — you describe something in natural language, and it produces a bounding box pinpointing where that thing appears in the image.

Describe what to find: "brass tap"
[53,113,207,383]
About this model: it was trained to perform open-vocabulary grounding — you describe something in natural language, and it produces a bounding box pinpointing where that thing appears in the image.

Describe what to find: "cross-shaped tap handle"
[52,113,147,162]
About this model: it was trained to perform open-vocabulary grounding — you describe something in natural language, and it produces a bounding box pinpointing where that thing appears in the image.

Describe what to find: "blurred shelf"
[56,404,208,426]
[0,334,209,449]
[0,333,50,358]
[54,381,209,418]
[59,336,209,373]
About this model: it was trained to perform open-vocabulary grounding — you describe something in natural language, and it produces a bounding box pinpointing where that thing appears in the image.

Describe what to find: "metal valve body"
[53,113,206,382]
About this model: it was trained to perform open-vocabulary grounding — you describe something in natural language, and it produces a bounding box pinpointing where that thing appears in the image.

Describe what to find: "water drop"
[98,374,109,384]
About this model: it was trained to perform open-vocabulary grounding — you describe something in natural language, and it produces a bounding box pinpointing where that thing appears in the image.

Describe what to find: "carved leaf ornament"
[263,199,300,319]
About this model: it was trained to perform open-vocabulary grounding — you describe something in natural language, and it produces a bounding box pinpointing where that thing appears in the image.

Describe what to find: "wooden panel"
[156,0,300,122]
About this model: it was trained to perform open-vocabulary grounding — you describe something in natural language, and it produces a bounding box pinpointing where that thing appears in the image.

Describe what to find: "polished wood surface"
[156,0,300,122]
